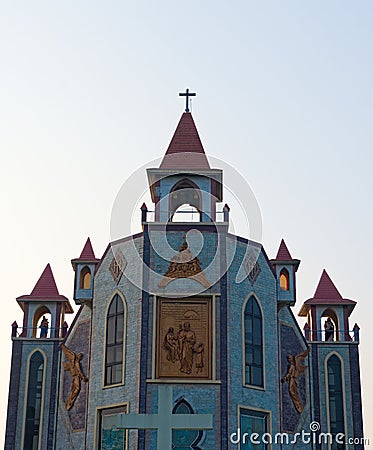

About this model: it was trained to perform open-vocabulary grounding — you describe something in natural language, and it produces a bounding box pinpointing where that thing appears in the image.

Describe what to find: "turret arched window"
[80,266,92,290]
[104,294,125,386]
[327,354,345,448]
[23,351,45,450]
[279,268,290,291]
[172,399,203,449]
[243,296,264,387]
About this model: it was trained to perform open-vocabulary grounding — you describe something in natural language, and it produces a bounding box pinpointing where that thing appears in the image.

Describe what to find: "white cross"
[102,385,213,449]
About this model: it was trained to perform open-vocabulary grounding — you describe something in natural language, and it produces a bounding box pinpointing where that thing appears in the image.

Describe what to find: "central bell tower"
[146,111,223,223]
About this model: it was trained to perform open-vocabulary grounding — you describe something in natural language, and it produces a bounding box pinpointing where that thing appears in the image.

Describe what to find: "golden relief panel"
[156,297,212,380]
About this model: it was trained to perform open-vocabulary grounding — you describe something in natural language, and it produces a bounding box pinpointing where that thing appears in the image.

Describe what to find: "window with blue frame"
[327,355,345,450]
[105,294,125,386]
[23,351,45,450]
[239,408,269,450]
[172,399,203,450]
[244,296,264,387]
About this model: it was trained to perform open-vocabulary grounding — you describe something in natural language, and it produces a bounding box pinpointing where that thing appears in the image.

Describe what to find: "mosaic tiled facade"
[5,110,364,449]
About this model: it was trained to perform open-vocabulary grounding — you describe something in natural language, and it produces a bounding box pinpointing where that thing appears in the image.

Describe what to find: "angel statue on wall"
[281,347,310,413]
[61,344,88,410]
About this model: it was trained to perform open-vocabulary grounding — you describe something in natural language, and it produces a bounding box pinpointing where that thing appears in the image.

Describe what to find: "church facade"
[5,100,364,449]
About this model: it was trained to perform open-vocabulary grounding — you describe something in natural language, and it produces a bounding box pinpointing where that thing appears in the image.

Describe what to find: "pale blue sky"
[1,1,372,444]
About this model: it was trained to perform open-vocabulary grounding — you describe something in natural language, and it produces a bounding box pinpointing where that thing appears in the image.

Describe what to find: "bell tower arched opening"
[169,179,202,222]
[321,308,339,342]
[32,306,52,339]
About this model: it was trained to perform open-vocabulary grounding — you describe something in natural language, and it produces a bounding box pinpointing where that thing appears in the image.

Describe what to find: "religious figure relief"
[157,298,211,379]
[162,322,205,375]
[163,327,178,363]
[281,348,310,413]
[61,344,88,410]
[195,343,205,374]
[158,235,211,288]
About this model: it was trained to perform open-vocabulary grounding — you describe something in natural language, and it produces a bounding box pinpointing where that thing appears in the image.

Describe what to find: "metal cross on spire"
[179,88,196,112]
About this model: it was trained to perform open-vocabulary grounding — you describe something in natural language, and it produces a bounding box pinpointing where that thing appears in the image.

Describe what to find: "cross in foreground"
[102,385,213,449]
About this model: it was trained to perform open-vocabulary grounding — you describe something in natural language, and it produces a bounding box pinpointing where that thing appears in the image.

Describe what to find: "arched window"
[244,296,264,387]
[104,294,125,386]
[23,351,45,450]
[172,399,203,450]
[279,269,289,291]
[80,266,91,290]
[327,355,345,448]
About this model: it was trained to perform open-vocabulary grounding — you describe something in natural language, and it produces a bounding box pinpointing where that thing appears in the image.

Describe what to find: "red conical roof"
[17,264,71,306]
[31,263,60,297]
[79,237,96,260]
[299,269,356,316]
[313,269,343,300]
[275,239,293,260]
[160,113,210,169]
[72,237,100,264]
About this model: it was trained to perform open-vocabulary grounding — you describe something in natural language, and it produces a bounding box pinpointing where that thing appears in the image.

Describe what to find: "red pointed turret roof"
[30,263,60,297]
[275,239,293,260]
[17,264,72,311]
[72,237,100,264]
[313,269,343,300]
[159,113,210,169]
[79,238,97,260]
[299,269,356,316]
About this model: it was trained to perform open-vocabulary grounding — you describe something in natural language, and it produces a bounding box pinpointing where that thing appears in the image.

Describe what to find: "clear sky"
[1,1,372,445]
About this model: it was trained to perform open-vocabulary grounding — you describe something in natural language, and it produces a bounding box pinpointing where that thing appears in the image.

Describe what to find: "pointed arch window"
[279,268,289,291]
[23,351,45,450]
[327,355,345,449]
[80,266,91,290]
[172,399,203,450]
[244,296,264,387]
[104,294,125,386]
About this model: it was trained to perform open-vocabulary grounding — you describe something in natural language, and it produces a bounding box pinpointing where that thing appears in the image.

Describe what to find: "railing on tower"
[140,203,230,223]
[11,322,69,339]
[303,324,360,343]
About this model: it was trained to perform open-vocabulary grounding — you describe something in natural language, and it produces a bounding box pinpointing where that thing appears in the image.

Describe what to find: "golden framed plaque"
[156,297,212,380]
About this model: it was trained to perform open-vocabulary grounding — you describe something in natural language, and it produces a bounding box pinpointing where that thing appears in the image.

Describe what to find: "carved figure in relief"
[163,327,178,363]
[61,344,88,410]
[281,348,310,413]
[158,235,211,288]
[195,343,204,373]
[178,322,196,374]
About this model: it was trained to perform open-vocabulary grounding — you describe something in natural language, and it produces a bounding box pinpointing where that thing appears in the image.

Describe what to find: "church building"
[5,92,364,449]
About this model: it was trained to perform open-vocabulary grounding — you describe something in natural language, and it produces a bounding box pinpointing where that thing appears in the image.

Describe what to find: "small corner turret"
[271,239,300,307]
[299,269,357,343]
[71,237,100,306]
[15,263,73,339]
